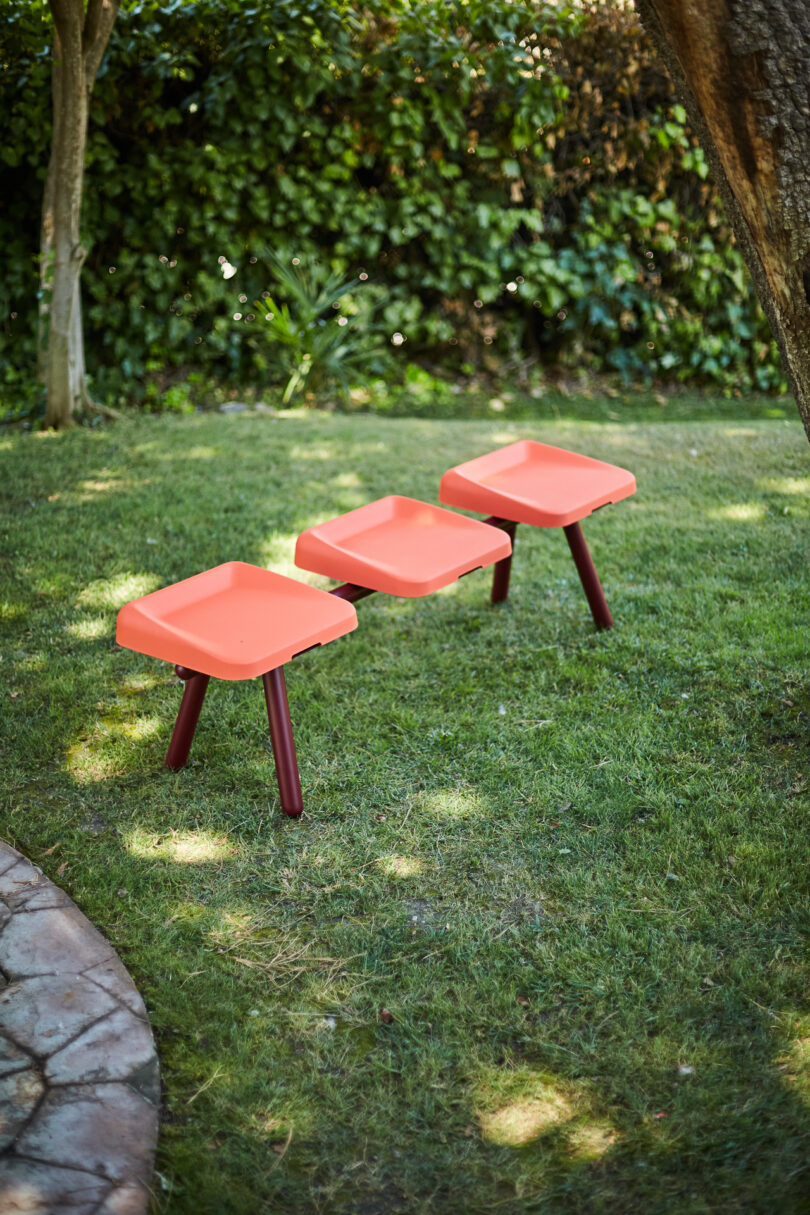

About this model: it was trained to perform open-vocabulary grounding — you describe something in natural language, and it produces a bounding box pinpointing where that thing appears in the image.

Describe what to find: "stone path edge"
[0,840,160,1215]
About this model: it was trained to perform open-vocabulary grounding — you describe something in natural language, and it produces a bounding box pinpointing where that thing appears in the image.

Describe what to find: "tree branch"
[83,0,120,89]
[48,0,76,24]
[48,0,83,52]
[83,0,105,48]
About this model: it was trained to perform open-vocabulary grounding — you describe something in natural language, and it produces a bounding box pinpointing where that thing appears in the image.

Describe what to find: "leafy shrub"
[0,0,783,405]
[251,256,387,402]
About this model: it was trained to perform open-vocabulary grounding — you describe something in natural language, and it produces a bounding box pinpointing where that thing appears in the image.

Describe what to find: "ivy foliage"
[0,0,783,403]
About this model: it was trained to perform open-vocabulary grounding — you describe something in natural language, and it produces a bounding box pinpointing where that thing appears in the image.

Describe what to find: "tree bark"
[635,0,810,442]
[42,0,119,429]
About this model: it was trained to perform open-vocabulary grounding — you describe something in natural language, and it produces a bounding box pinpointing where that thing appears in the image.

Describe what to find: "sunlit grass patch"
[568,1121,619,1160]
[127,829,236,865]
[417,786,486,820]
[711,502,766,522]
[332,471,363,489]
[760,476,810,495]
[253,534,301,574]
[377,853,422,877]
[477,1076,575,1146]
[119,673,159,694]
[68,615,109,640]
[65,713,163,781]
[64,741,127,783]
[0,601,26,623]
[78,571,162,610]
[76,477,128,499]
[778,1034,810,1102]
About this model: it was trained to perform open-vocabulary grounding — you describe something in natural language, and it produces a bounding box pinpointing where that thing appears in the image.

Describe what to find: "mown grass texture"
[1,404,809,1214]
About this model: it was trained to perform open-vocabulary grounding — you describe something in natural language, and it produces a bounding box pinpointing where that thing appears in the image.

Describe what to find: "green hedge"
[0,0,784,404]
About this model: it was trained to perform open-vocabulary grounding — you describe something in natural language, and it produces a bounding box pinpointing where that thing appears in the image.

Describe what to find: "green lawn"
[1,404,809,1213]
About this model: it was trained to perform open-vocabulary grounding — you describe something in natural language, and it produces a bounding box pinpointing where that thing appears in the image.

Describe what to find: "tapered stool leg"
[166,666,210,770]
[563,521,613,630]
[262,666,304,818]
[490,521,517,604]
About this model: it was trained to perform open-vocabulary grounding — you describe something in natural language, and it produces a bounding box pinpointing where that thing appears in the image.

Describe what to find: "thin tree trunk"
[44,0,119,429]
[635,0,810,443]
[38,125,57,385]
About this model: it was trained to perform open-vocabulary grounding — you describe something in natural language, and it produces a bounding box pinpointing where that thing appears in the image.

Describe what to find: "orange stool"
[295,495,511,597]
[439,441,636,628]
[116,562,357,816]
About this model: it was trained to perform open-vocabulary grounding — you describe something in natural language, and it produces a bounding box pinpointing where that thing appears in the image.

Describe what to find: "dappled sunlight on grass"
[377,853,422,877]
[0,601,26,623]
[489,428,524,446]
[568,1121,619,1160]
[78,571,162,610]
[64,742,126,783]
[4,410,810,1212]
[256,1113,291,1139]
[10,652,45,674]
[119,672,160,694]
[333,471,363,489]
[289,444,337,462]
[76,477,128,499]
[777,1030,810,1108]
[711,502,767,522]
[68,615,109,640]
[317,484,368,512]
[254,535,301,576]
[476,1070,620,1158]
[126,828,237,865]
[208,909,253,941]
[760,476,810,496]
[432,577,466,598]
[102,715,163,741]
[477,1079,574,1146]
[66,714,163,781]
[418,787,486,820]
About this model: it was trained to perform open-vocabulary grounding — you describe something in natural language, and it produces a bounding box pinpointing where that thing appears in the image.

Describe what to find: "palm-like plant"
[254,255,384,403]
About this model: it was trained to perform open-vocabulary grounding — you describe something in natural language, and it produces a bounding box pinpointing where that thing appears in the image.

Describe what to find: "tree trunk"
[634,0,810,443]
[38,127,57,386]
[43,0,119,429]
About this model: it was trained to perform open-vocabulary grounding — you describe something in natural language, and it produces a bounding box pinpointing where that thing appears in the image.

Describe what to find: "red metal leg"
[165,666,210,770]
[563,521,613,630]
[262,666,304,818]
[330,583,375,603]
[490,521,517,604]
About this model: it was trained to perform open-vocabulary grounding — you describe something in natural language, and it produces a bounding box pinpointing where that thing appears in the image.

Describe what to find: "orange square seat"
[116,561,357,681]
[295,495,511,597]
[439,440,636,528]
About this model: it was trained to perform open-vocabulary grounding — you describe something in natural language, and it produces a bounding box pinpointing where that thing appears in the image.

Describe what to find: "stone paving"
[0,842,159,1214]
